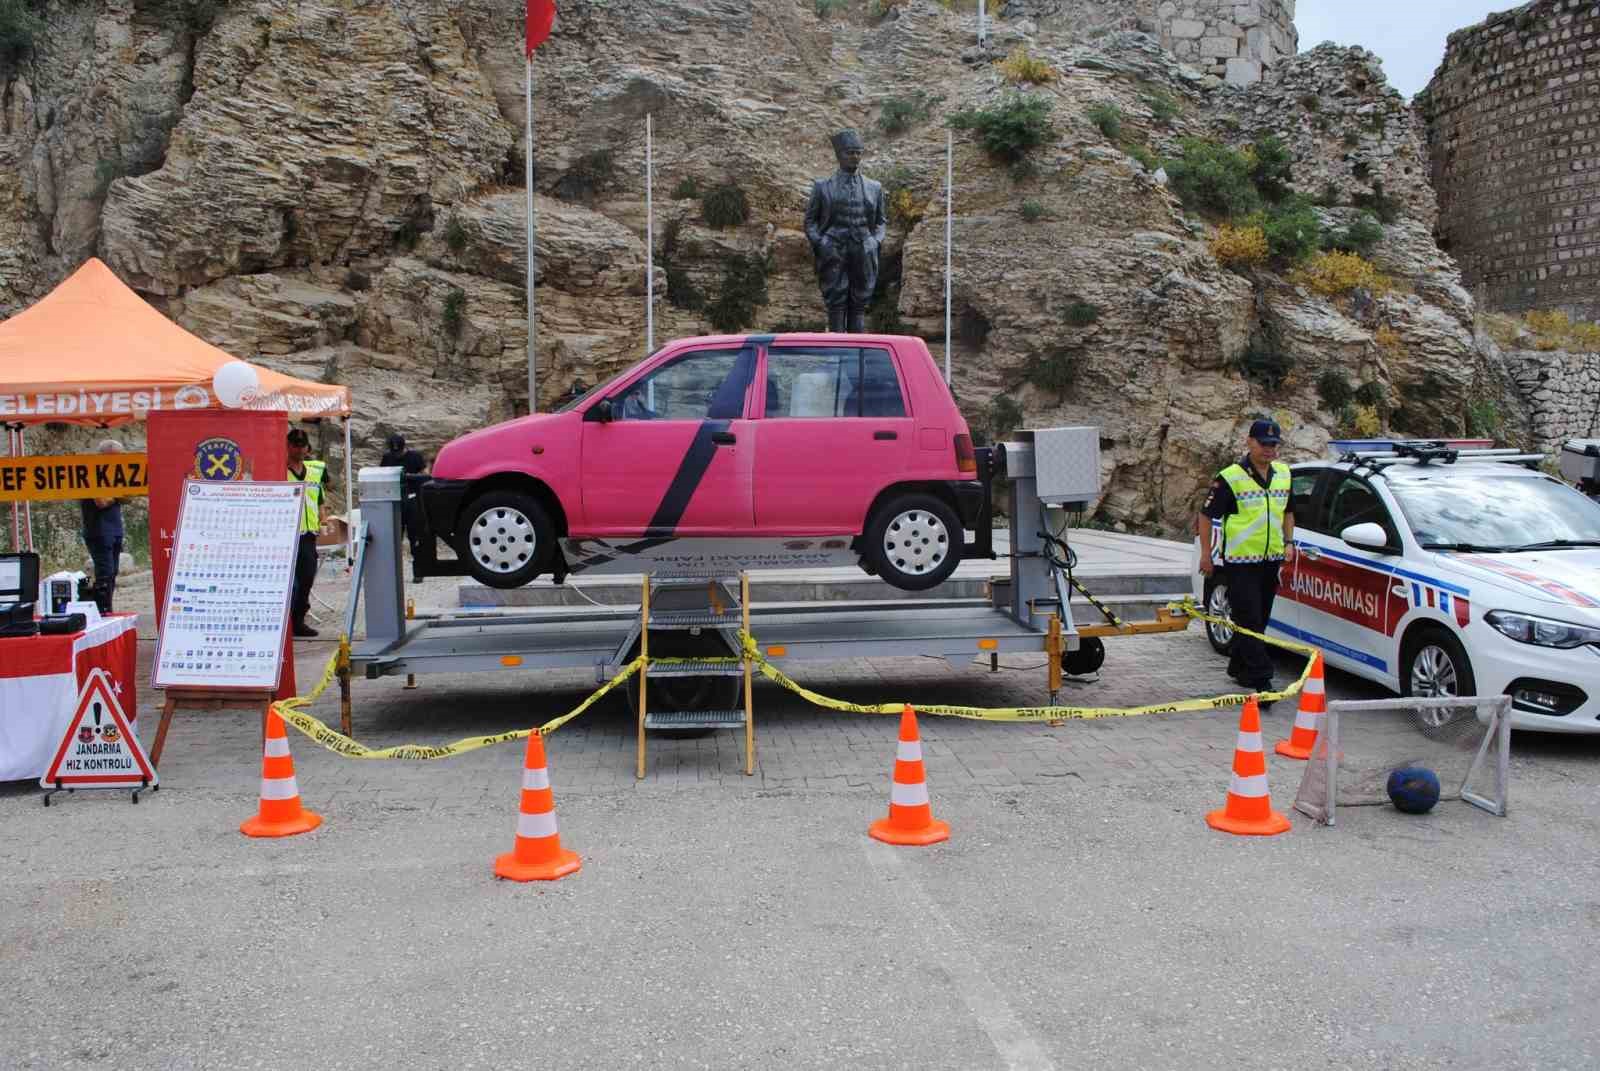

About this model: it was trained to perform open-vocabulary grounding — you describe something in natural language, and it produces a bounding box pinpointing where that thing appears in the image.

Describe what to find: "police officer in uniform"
[287,428,330,638]
[804,129,888,333]
[1198,419,1298,700]
[380,433,428,558]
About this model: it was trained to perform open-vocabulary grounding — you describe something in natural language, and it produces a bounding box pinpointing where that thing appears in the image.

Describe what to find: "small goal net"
[1293,696,1511,826]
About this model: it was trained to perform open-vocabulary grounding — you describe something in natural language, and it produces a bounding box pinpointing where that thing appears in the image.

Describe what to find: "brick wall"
[1419,0,1600,322]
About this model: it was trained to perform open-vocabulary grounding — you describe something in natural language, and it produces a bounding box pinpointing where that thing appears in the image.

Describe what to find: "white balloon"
[212,361,261,408]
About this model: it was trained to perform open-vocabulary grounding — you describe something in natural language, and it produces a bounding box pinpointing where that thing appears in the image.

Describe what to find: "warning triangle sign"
[40,669,157,790]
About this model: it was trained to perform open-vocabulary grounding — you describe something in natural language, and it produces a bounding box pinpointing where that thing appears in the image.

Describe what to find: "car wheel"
[456,491,555,588]
[862,494,963,592]
[1202,576,1235,656]
[1402,626,1476,707]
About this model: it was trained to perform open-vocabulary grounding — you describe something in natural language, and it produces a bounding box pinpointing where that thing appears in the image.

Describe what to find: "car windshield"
[553,352,661,414]
[1389,473,1600,551]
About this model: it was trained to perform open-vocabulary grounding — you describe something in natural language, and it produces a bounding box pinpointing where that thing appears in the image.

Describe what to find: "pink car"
[420,333,986,591]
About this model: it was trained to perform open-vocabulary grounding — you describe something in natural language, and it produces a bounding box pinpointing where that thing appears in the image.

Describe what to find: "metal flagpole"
[646,113,654,353]
[525,55,538,413]
[944,130,953,387]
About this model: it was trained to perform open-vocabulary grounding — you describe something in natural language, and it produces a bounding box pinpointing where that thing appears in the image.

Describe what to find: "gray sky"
[1294,1,1510,99]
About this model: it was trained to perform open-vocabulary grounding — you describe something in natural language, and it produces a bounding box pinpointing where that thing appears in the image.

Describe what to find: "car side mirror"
[1340,522,1391,552]
[585,399,614,424]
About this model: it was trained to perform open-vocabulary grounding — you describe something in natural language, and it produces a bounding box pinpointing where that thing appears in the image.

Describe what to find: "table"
[0,614,138,781]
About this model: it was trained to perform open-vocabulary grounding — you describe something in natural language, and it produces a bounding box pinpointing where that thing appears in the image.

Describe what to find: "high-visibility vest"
[1219,461,1290,563]
[289,459,326,534]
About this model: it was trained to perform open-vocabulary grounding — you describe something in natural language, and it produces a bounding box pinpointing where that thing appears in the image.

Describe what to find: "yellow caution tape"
[274,601,1319,757]
[273,651,643,760]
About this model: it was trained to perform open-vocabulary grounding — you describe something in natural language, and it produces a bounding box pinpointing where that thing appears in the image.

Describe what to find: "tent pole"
[343,416,354,573]
[7,427,18,552]
[18,427,32,552]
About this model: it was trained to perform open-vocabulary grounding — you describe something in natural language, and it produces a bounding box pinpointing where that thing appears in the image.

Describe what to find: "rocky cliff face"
[0,0,1546,541]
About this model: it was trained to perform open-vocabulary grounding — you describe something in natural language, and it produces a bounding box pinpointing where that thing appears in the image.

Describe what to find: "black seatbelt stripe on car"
[645,420,731,536]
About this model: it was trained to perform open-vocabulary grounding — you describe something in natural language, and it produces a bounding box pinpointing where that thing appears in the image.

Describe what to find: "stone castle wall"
[1001,0,1296,85]
[1507,346,1600,445]
[1158,1,1298,86]
[1418,0,1600,322]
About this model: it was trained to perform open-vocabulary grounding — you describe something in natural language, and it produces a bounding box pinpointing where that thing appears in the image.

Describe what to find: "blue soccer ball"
[1387,767,1441,814]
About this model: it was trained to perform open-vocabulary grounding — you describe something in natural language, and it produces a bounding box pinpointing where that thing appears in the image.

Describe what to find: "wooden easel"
[149,687,277,769]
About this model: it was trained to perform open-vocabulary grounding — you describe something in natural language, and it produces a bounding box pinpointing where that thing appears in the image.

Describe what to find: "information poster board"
[153,480,303,691]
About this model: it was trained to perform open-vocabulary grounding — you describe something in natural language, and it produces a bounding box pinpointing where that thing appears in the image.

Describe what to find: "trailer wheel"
[624,631,743,737]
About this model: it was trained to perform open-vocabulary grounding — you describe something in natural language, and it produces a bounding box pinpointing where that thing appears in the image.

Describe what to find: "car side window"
[1324,475,1396,544]
[857,349,906,417]
[1290,467,1328,533]
[615,347,753,421]
[764,347,905,418]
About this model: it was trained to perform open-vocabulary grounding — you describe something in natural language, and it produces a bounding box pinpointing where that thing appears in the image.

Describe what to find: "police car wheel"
[1202,577,1235,656]
[457,491,555,588]
[1402,627,1476,702]
[862,494,963,592]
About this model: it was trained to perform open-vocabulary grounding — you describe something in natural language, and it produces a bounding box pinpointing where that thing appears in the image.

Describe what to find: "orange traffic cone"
[240,708,323,838]
[869,706,949,846]
[494,731,581,882]
[1206,696,1291,836]
[1275,653,1326,760]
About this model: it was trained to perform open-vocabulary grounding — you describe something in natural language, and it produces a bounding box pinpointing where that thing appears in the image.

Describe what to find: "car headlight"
[1484,610,1600,649]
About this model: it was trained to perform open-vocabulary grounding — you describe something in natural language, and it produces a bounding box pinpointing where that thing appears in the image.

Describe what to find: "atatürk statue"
[804,129,888,333]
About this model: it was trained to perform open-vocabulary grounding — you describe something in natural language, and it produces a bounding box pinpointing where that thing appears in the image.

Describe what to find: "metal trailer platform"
[342,433,1180,715]
[353,596,1051,681]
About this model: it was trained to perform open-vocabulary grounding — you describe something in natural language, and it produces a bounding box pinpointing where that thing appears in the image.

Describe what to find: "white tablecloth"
[0,614,138,781]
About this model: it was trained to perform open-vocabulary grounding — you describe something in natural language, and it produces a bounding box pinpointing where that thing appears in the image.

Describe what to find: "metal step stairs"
[644,709,748,729]
[635,573,756,779]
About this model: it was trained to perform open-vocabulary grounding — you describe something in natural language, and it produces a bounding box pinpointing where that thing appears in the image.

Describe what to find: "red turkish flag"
[526,0,555,56]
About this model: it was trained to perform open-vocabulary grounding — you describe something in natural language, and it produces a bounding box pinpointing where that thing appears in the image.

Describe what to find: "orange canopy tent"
[0,258,349,426]
[2,258,354,557]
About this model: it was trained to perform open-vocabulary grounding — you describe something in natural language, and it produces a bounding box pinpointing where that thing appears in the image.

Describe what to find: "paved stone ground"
[5,582,1600,1068]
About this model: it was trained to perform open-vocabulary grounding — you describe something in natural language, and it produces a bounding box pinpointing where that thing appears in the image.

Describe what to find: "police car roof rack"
[1337,440,1545,474]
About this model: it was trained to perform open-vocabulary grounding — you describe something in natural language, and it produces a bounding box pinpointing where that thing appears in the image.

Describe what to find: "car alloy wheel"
[470,505,537,573]
[1409,643,1460,698]
[1207,581,1234,650]
[882,507,950,579]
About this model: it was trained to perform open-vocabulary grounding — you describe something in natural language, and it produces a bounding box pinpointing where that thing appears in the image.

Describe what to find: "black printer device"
[0,552,40,638]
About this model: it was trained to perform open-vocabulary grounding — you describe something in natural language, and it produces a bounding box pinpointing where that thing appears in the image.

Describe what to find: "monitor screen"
[0,559,19,596]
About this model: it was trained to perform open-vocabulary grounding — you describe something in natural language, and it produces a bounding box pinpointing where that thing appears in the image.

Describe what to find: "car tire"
[456,491,555,589]
[862,494,963,592]
[1401,626,1476,703]
[1201,575,1235,656]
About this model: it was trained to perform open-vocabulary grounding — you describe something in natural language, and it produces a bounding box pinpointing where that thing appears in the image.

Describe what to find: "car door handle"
[1299,546,1321,560]
[710,431,736,445]
[1392,583,1410,597]
[873,430,897,441]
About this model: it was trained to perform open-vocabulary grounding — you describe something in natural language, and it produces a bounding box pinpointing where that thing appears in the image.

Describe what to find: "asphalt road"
[2,630,1597,1070]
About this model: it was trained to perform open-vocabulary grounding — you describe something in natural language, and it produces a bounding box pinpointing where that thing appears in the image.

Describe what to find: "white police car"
[1198,440,1600,733]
